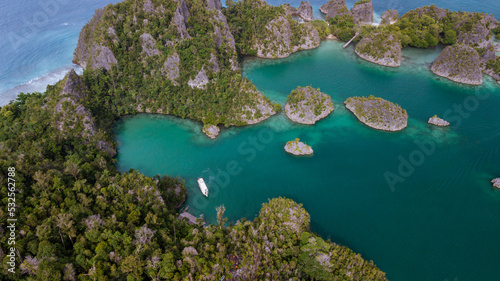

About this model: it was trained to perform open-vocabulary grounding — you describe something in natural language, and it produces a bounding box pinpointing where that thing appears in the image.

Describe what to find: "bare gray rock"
[431,44,483,85]
[61,69,87,100]
[206,0,222,10]
[140,33,160,57]
[381,10,399,25]
[171,0,191,39]
[162,53,180,85]
[428,115,450,126]
[282,4,296,17]
[107,27,119,44]
[320,0,350,19]
[209,53,220,73]
[492,178,500,188]
[295,1,313,22]
[91,45,117,71]
[188,68,209,89]
[344,96,408,131]
[351,1,373,25]
[355,32,402,67]
[292,25,320,52]
[284,138,313,155]
[285,86,334,124]
[202,124,220,139]
[256,16,292,58]
[455,14,497,48]
[213,10,236,51]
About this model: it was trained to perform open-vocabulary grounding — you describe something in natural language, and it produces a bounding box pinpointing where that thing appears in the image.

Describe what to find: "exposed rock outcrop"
[188,68,209,89]
[171,0,191,39]
[162,53,180,85]
[295,1,313,22]
[484,57,500,82]
[456,14,498,48]
[202,124,220,139]
[285,86,334,124]
[320,0,350,19]
[256,16,292,58]
[345,96,408,131]
[381,10,399,25]
[209,53,220,73]
[53,70,116,156]
[140,33,160,57]
[212,9,238,69]
[351,0,373,25]
[492,178,500,188]
[355,32,402,67]
[430,44,483,85]
[235,81,277,125]
[206,0,222,10]
[428,115,450,126]
[285,138,313,155]
[73,8,117,70]
[256,17,320,58]
[292,25,320,52]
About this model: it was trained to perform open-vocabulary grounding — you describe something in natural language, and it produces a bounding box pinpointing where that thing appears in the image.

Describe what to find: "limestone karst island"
[1,0,500,280]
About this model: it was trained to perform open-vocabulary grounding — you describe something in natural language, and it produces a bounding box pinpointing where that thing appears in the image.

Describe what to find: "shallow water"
[116,41,500,281]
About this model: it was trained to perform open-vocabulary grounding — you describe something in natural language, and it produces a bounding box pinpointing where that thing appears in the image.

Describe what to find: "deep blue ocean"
[1,0,499,105]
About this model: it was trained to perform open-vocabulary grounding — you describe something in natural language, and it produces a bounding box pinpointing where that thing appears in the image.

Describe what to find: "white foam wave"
[0,65,83,106]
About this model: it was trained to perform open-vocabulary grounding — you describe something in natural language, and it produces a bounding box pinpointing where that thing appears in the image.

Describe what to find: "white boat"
[197,178,209,197]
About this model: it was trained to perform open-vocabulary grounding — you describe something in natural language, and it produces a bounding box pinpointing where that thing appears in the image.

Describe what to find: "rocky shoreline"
[202,124,220,139]
[492,178,500,188]
[428,115,450,127]
[345,96,408,131]
[285,86,334,124]
[430,44,483,85]
[285,138,313,155]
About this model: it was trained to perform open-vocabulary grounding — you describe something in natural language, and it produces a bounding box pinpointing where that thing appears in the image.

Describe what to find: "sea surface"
[116,41,500,281]
[2,0,500,281]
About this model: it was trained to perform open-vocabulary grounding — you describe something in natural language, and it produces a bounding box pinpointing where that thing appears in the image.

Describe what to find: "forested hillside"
[0,0,389,279]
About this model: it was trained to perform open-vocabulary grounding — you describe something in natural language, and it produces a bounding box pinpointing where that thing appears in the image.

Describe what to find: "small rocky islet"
[285,86,334,124]
[428,115,450,127]
[492,178,500,189]
[285,138,314,155]
[344,96,408,131]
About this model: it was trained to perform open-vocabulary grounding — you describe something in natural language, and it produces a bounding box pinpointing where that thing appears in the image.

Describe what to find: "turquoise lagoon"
[115,41,500,281]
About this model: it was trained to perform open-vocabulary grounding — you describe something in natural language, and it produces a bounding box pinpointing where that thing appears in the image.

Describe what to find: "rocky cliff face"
[351,1,373,25]
[255,17,320,59]
[345,96,408,131]
[320,0,350,19]
[171,0,191,39]
[284,139,313,155]
[456,14,498,48]
[188,68,209,89]
[256,16,292,58]
[73,9,117,71]
[140,33,160,57]
[380,10,399,25]
[295,1,313,22]
[355,33,402,67]
[285,86,334,124]
[162,53,181,85]
[53,70,116,156]
[430,44,483,85]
